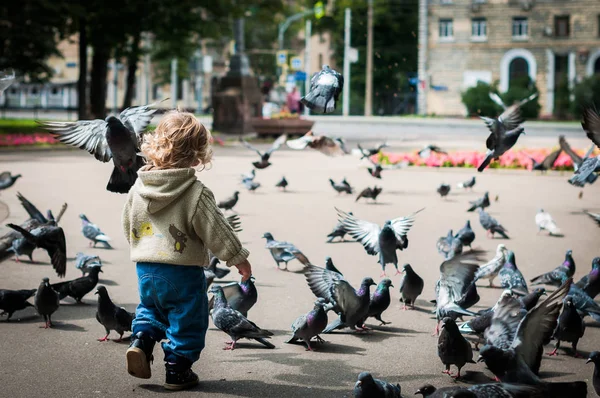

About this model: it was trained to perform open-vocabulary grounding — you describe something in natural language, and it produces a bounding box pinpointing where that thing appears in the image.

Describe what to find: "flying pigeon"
[575,257,600,299]
[366,157,383,179]
[436,229,463,260]
[40,102,161,193]
[16,192,67,226]
[587,351,600,396]
[326,213,352,243]
[275,176,288,191]
[0,172,21,191]
[95,286,134,342]
[239,134,287,169]
[6,223,67,277]
[530,249,575,286]
[75,252,102,276]
[337,207,423,276]
[287,131,348,156]
[0,288,36,321]
[399,263,423,310]
[300,65,344,114]
[437,317,475,379]
[262,232,310,270]
[353,372,401,398]
[559,135,597,186]
[418,144,447,159]
[329,178,353,194]
[218,191,240,211]
[357,142,388,159]
[467,192,490,212]
[79,214,112,248]
[364,278,393,326]
[356,186,382,202]
[568,108,600,187]
[478,208,509,239]
[210,285,274,350]
[535,209,561,236]
[455,220,475,249]
[0,69,15,95]
[208,276,257,317]
[51,266,102,303]
[457,176,476,190]
[548,296,585,357]
[285,298,328,351]
[242,178,260,192]
[35,277,60,329]
[498,250,528,295]
[474,244,507,287]
[437,183,451,198]
[527,148,562,172]
[584,210,600,226]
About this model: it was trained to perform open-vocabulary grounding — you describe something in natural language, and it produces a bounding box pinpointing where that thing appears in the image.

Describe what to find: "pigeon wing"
[115,306,134,331]
[40,119,111,162]
[16,192,47,224]
[118,101,160,137]
[304,264,344,305]
[239,138,263,157]
[286,136,312,150]
[390,208,424,241]
[266,133,288,155]
[330,279,361,315]
[336,208,381,255]
[43,227,67,278]
[438,252,481,307]
[541,148,562,169]
[498,104,524,131]
[559,135,582,166]
[581,107,600,148]
[485,295,526,349]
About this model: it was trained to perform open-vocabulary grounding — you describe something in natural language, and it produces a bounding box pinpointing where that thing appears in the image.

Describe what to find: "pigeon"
[218,191,240,211]
[75,252,102,276]
[6,235,36,263]
[79,214,112,248]
[575,257,600,298]
[364,278,393,326]
[445,383,544,398]
[415,384,458,397]
[467,192,490,212]
[530,249,575,286]
[40,102,160,193]
[304,264,375,333]
[357,142,388,159]
[285,298,328,351]
[242,178,260,192]
[436,230,463,260]
[16,192,68,226]
[0,172,21,191]
[0,288,36,321]
[356,186,382,202]
[330,178,353,194]
[262,232,310,270]
[419,144,447,159]
[353,372,401,398]
[300,65,344,114]
[519,288,546,311]
[559,135,598,186]
[564,279,600,322]
[584,210,600,226]
[239,134,287,169]
[337,207,423,276]
[240,169,255,181]
[438,317,475,379]
[208,276,257,317]
[586,351,600,396]
[210,285,274,350]
[474,244,507,287]
[527,148,562,172]
[6,223,67,277]
[95,286,134,342]
[275,176,288,191]
[204,257,230,288]
[457,176,476,190]
[498,250,528,295]
[399,264,423,310]
[326,213,352,243]
[568,108,600,187]
[35,277,60,329]
[0,69,15,95]
[455,220,476,249]
[478,208,509,239]
[535,209,561,236]
[50,266,102,303]
[548,296,585,357]
[367,157,384,179]
[225,214,242,233]
[437,183,451,198]
[287,131,348,156]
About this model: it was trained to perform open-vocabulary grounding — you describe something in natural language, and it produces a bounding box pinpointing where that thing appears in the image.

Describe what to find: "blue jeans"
[132,262,208,366]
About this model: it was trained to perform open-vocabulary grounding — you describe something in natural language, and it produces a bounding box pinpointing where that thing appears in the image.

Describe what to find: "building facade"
[418,0,600,117]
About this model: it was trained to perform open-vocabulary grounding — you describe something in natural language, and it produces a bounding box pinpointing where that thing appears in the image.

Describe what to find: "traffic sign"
[314,1,325,19]
[286,75,296,84]
[290,56,302,71]
[294,71,307,81]
[276,50,288,66]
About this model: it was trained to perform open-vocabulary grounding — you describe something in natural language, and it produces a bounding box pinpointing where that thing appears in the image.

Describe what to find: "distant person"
[287,86,301,114]
[122,111,252,390]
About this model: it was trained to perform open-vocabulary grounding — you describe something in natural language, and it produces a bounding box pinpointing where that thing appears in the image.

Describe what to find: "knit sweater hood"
[137,168,198,214]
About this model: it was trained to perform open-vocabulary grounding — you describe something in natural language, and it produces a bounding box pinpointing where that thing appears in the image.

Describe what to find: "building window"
[509,58,530,87]
[471,18,487,40]
[554,15,570,37]
[512,17,528,39]
[439,19,453,40]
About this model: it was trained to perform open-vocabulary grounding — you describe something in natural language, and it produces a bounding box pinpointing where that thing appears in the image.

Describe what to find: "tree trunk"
[122,30,141,109]
[77,16,88,119]
[90,45,110,119]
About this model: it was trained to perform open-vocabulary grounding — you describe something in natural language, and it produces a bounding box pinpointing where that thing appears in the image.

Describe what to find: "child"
[122,111,251,390]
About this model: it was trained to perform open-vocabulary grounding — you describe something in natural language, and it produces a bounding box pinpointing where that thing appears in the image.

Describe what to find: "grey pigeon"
[0,171,21,191]
[478,208,509,239]
[262,232,310,270]
[242,178,260,192]
[285,298,328,351]
[498,250,528,295]
[95,286,134,342]
[208,276,257,317]
[326,213,352,243]
[364,278,393,326]
[535,209,562,236]
[6,236,36,263]
[457,176,476,190]
[7,223,67,277]
[548,296,585,357]
[437,183,451,198]
[530,249,575,286]
[35,277,60,329]
[419,144,447,158]
[240,169,255,181]
[357,142,388,159]
[455,220,476,248]
[300,65,344,114]
[304,264,375,333]
[239,134,287,169]
[519,288,546,311]
[0,288,36,320]
[330,178,353,194]
[50,266,102,303]
[467,192,490,212]
[446,383,543,398]
[415,384,458,397]
[75,252,102,276]
[484,292,527,353]
[568,108,600,187]
[437,229,463,260]
[204,257,230,289]
[275,176,288,191]
[587,351,600,396]
[337,207,423,276]
[560,135,598,186]
[217,191,239,211]
[474,244,507,287]
[353,372,401,398]
[584,210,600,226]
[79,214,112,248]
[210,285,274,350]
[0,69,15,95]
[399,263,423,310]
[564,279,600,322]
[367,156,384,179]
[356,186,382,202]
[575,257,600,298]
[41,102,159,193]
[287,131,348,156]
[438,317,475,379]
[527,148,562,173]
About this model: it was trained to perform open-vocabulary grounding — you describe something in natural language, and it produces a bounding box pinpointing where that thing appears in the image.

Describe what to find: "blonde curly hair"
[141,110,213,170]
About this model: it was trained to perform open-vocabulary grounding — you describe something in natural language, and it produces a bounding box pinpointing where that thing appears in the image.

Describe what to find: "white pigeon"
[474,244,507,287]
[535,209,562,236]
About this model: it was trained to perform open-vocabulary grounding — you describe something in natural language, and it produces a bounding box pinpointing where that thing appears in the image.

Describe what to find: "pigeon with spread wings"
[286,131,348,156]
[527,149,562,172]
[568,108,600,187]
[300,65,344,114]
[6,223,66,278]
[336,207,423,276]
[39,102,161,193]
[239,134,287,169]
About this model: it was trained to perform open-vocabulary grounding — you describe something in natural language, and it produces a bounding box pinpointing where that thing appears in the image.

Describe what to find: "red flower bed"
[0,133,58,147]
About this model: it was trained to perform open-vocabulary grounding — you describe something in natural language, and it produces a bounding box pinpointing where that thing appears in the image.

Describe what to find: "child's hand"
[235,259,252,281]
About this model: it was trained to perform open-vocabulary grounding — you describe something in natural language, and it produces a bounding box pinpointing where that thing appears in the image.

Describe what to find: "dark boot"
[126,332,155,379]
[164,362,199,391]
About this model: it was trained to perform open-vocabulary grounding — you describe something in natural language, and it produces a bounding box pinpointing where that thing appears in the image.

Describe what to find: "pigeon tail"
[477,152,493,172]
[458,322,474,334]
[322,317,344,334]
[106,164,138,194]
[494,229,510,239]
[254,337,275,349]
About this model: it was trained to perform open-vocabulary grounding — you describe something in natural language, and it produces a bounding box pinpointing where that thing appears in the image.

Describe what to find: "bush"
[571,74,600,118]
[502,78,541,119]
[461,82,502,117]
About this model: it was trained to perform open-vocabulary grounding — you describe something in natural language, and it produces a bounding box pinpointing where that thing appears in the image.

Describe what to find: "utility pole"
[364,0,373,116]
[112,59,118,114]
[342,8,351,116]
[304,19,311,116]
[171,58,178,109]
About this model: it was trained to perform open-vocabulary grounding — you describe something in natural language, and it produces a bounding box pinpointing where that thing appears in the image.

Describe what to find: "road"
[0,145,599,397]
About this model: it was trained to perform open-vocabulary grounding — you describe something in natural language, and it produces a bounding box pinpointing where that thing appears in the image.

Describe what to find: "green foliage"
[571,74,600,118]
[501,77,540,119]
[461,82,501,117]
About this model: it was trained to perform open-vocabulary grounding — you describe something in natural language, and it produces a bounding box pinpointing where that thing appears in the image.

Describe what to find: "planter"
[251,117,314,137]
